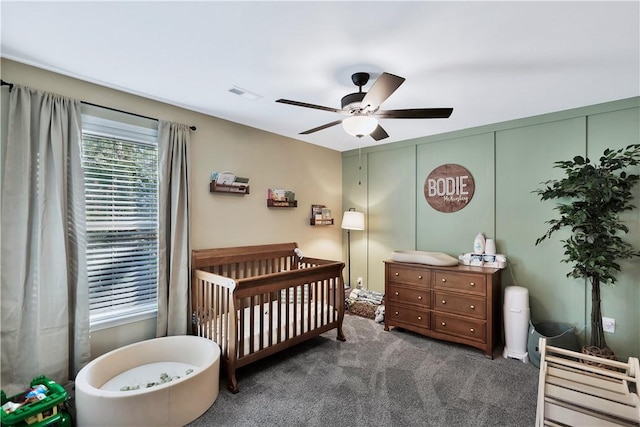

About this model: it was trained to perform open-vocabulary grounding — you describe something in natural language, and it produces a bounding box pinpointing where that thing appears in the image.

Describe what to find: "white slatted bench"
[536,337,639,426]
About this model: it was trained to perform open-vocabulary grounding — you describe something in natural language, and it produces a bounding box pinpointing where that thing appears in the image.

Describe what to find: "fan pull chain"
[358,143,362,186]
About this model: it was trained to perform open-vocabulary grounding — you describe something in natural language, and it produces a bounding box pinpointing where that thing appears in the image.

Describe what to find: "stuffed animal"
[374,305,385,323]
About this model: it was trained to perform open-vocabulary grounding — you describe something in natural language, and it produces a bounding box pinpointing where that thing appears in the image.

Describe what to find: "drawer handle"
[395,311,399,315]
[417,316,422,321]
[470,282,475,287]
[470,305,475,309]
[395,272,399,276]
[441,278,446,283]
[395,291,399,296]
[441,322,446,326]
[441,300,446,304]
[418,275,423,279]
[470,328,475,333]
[418,296,422,300]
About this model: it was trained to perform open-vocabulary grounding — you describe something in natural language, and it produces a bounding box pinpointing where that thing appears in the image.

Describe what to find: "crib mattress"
[215,300,335,357]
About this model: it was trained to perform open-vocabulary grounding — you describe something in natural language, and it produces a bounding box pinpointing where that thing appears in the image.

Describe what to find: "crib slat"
[307,283,312,331]
[276,290,282,344]
[259,293,265,351]
[204,278,210,340]
[285,288,290,341]
[293,286,298,337]
[217,284,223,356]
[238,297,245,358]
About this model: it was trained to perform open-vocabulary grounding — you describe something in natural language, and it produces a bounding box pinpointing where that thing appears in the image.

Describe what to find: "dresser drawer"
[432,313,486,343]
[388,284,430,308]
[433,291,486,319]
[387,304,430,329]
[434,271,486,296]
[387,265,429,287]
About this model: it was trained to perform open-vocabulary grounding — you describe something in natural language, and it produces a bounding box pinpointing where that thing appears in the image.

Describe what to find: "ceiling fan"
[276,72,453,141]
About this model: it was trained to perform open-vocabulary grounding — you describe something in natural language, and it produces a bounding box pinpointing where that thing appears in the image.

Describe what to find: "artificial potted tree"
[534,143,640,359]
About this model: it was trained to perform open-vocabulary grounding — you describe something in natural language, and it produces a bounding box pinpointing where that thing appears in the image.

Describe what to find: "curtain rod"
[1,79,196,131]
[82,101,196,131]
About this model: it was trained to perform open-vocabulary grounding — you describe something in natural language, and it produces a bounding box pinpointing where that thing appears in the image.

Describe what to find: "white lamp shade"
[341,210,365,230]
[342,115,378,137]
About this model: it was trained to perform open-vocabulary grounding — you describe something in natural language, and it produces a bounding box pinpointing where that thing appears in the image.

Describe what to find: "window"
[81,109,159,330]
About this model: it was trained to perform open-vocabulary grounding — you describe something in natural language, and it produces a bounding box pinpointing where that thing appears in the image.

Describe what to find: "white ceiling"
[2,1,639,152]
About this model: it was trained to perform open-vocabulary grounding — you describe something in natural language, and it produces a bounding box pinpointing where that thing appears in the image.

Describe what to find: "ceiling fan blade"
[299,120,343,135]
[375,108,453,119]
[370,124,389,141]
[276,98,342,114]
[360,72,405,112]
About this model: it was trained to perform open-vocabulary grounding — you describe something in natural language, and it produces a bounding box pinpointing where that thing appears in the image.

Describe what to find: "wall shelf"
[267,199,297,208]
[210,182,250,195]
[310,204,333,225]
[310,218,334,225]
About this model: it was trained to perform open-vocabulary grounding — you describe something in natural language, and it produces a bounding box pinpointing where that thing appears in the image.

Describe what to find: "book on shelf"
[210,171,249,185]
[268,188,295,201]
[311,204,324,219]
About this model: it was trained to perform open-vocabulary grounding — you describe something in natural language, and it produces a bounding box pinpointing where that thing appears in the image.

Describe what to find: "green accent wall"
[417,133,495,255]
[343,97,640,359]
[368,146,416,290]
[496,117,586,328]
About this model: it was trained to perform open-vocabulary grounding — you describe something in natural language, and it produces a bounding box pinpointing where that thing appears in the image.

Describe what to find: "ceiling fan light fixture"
[342,115,378,137]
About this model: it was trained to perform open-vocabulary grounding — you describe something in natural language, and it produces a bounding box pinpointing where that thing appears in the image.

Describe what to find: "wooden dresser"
[384,260,501,358]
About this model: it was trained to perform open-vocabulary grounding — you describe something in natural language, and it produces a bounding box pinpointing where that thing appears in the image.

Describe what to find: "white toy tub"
[75,335,219,427]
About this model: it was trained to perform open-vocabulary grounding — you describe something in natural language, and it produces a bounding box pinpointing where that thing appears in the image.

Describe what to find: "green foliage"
[535,144,640,285]
[534,144,640,350]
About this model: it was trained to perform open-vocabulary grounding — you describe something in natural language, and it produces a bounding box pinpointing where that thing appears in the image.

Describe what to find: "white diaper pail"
[503,286,530,363]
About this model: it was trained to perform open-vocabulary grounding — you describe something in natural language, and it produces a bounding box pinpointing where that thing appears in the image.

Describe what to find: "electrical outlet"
[356,277,363,288]
[602,317,615,333]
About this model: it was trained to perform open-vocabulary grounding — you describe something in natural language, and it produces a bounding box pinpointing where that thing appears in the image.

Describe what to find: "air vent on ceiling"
[228,86,262,101]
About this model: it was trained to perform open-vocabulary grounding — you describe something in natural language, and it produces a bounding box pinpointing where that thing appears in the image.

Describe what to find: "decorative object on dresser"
[341,208,365,288]
[384,260,501,358]
[458,232,508,268]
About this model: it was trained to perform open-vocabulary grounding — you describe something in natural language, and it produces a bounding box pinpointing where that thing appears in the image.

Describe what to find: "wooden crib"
[191,242,346,393]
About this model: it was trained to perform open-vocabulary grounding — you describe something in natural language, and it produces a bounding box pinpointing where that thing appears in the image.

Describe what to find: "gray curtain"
[157,120,191,336]
[0,85,89,394]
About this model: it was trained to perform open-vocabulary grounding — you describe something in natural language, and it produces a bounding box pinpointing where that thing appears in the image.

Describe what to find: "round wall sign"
[424,164,475,213]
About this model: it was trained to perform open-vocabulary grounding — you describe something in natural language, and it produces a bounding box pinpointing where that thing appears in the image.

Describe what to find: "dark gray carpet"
[187,314,539,427]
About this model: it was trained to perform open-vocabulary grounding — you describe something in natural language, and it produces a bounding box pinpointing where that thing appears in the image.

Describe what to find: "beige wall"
[1,58,343,358]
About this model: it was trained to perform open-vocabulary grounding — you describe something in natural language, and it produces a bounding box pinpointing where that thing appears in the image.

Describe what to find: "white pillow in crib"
[391,250,458,266]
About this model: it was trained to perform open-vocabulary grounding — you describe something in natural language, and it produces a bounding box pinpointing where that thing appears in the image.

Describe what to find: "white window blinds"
[81,113,159,328]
